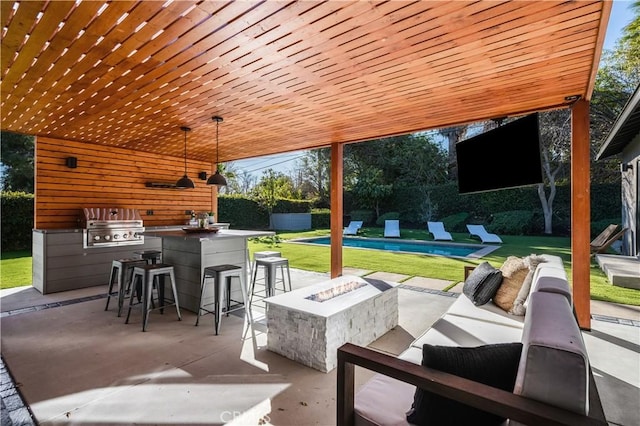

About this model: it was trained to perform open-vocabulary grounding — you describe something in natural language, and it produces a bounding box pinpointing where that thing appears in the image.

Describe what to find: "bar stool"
[195,264,249,335]
[250,250,281,283]
[135,250,162,264]
[105,258,148,317]
[125,263,182,331]
[250,256,292,307]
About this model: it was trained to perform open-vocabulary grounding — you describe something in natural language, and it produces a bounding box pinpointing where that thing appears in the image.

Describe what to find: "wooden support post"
[571,99,591,330]
[331,142,344,278]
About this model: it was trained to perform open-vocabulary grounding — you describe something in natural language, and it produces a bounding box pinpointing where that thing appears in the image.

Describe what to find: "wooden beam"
[585,0,612,101]
[330,142,344,278]
[571,99,591,330]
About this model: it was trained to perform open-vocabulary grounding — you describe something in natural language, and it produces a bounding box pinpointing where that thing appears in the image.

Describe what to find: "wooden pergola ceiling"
[1,1,610,163]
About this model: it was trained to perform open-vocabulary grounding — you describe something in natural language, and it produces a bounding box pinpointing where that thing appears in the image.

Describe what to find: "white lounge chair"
[384,220,400,238]
[343,221,363,235]
[466,224,503,244]
[427,221,453,241]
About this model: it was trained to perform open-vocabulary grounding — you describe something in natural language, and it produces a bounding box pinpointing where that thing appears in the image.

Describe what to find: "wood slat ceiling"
[1,1,611,163]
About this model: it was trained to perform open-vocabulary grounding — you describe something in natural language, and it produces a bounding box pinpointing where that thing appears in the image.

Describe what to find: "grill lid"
[83,208,143,227]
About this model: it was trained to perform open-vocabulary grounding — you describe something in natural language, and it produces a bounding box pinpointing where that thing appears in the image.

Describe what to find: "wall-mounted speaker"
[65,157,78,168]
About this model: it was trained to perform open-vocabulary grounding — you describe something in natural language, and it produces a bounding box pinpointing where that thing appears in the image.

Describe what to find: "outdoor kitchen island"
[143,228,274,313]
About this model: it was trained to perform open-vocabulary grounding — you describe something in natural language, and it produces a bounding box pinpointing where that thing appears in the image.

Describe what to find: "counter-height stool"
[105,258,148,317]
[135,250,162,264]
[195,264,249,335]
[125,263,181,332]
[249,256,292,307]
[250,250,281,284]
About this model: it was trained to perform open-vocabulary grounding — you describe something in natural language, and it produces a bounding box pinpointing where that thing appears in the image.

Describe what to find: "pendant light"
[176,126,195,188]
[207,116,227,186]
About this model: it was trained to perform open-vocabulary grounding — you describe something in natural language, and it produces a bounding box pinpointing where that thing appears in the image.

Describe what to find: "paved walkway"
[1,268,638,425]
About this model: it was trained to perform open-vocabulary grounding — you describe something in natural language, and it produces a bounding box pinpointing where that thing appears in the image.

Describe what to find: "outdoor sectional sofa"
[337,255,607,425]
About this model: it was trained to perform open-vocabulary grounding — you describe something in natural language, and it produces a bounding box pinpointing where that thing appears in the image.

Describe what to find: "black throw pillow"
[406,343,523,426]
[462,261,503,305]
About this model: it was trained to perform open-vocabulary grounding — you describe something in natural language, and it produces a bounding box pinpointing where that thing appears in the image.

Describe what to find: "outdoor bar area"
[2,1,636,426]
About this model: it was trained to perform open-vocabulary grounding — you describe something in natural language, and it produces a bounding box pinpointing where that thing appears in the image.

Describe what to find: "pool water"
[295,236,488,258]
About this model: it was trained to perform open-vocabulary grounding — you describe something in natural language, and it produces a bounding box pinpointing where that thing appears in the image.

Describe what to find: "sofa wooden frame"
[337,343,608,426]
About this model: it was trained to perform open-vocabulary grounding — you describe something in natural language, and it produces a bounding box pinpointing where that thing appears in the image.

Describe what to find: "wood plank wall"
[35,136,218,229]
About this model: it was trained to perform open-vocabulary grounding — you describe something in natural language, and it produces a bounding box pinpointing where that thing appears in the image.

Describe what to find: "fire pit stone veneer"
[266,275,398,372]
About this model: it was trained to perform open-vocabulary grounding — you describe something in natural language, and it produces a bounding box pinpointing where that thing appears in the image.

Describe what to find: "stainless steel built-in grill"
[82,208,145,248]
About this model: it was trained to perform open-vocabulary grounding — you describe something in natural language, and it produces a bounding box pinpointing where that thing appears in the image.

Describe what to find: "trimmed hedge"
[375,181,620,232]
[311,209,330,229]
[273,199,312,213]
[1,191,34,252]
[218,195,269,229]
[0,181,622,251]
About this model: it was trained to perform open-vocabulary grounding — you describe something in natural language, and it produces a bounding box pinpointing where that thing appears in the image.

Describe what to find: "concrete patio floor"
[1,268,639,425]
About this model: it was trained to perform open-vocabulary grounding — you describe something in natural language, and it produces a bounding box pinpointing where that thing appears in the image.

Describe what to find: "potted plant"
[207,211,215,225]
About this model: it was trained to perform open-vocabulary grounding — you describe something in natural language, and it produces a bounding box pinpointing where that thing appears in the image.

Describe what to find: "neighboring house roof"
[596,84,640,160]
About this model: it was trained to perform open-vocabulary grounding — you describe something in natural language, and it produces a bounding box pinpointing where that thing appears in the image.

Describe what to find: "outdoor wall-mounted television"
[455,113,543,194]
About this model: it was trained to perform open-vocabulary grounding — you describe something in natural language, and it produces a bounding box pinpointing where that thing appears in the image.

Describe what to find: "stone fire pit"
[265,275,399,372]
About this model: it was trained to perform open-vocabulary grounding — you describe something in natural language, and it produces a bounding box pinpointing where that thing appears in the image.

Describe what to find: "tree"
[214,162,238,195]
[227,169,256,195]
[251,169,298,228]
[350,167,392,218]
[537,110,571,234]
[590,2,639,183]
[294,148,331,204]
[0,131,34,192]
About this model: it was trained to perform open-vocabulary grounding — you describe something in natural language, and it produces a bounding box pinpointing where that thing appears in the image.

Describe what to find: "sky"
[231,1,636,181]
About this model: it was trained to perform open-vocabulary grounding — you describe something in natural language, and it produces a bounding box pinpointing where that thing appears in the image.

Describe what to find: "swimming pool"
[293,237,498,259]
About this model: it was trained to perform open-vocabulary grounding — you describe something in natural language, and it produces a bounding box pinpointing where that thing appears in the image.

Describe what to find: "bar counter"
[144,228,274,312]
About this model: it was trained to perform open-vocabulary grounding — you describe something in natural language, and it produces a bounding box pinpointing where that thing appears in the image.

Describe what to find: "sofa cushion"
[514,292,589,415]
[509,255,546,315]
[462,262,503,306]
[494,257,529,312]
[407,343,523,425]
[446,294,525,329]
[355,374,415,426]
[410,314,523,349]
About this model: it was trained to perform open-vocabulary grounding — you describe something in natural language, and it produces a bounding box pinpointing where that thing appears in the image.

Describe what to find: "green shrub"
[375,212,400,226]
[273,198,312,213]
[350,210,375,225]
[487,210,536,235]
[311,209,330,229]
[591,218,622,239]
[218,195,269,229]
[591,183,621,221]
[1,191,34,252]
[441,212,470,233]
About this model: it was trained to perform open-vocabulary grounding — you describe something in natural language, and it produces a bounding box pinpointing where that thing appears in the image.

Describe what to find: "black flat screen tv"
[455,113,543,194]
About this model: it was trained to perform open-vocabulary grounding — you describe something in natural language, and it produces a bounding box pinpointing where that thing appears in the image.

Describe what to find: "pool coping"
[290,236,500,260]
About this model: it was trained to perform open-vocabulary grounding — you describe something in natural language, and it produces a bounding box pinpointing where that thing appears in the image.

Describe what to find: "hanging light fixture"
[207,116,227,186]
[176,126,195,189]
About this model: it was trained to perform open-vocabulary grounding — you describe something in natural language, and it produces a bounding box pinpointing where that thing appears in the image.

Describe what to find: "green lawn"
[250,228,640,306]
[1,250,32,289]
[2,229,638,307]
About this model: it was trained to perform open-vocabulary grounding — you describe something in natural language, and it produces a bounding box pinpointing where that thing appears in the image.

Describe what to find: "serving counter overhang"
[142,229,274,312]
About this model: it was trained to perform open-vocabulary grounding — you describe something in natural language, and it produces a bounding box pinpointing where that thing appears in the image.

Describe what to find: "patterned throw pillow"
[510,254,548,315]
[462,261,503,306]
[494,256,529,313]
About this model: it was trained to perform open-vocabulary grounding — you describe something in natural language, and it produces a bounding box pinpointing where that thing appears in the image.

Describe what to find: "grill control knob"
[113,234,120,240]
[94,235,100,241]
[104,235,111,241]
[122,233,128,239]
